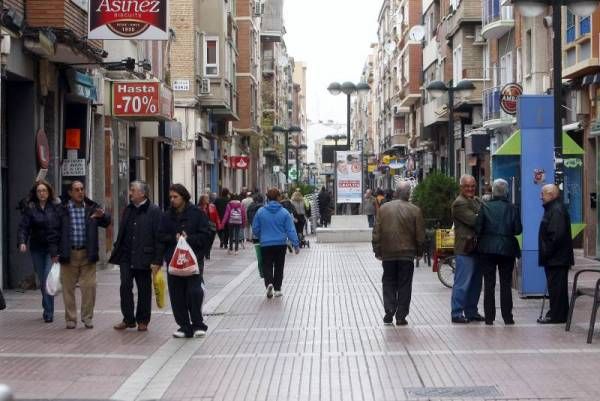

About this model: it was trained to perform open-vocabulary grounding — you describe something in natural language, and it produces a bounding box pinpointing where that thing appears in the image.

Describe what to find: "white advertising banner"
[335,151,362,203]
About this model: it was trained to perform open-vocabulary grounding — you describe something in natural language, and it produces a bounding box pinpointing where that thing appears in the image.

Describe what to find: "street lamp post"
[425,79,476,177]
[272,125,303,186]
[327,82,370,148]
[290,144,308,186]
[512,0,600,187]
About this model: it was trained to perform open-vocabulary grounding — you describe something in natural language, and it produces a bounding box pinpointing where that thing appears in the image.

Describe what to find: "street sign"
[172,79,190,91]
[62,159,86,176]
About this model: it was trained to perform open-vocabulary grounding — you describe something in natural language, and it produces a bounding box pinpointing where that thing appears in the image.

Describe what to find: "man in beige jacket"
[372,182,425,326]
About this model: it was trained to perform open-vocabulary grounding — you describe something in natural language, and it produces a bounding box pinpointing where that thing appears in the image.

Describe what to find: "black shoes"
[396,318,408,326]
[467,314,486,322]
[383,313,394,325]
[452,316,470,324]
[537,317,566,324]
[485,320,494,325]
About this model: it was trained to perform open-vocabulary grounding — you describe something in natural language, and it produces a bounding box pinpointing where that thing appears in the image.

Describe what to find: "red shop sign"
[88,0,169,40]
[112,81,173,120]
[230,156,250,170]
[500,83,523,115]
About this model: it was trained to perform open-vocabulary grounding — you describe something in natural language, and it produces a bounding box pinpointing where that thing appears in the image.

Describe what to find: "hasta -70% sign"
[113,81,160,116]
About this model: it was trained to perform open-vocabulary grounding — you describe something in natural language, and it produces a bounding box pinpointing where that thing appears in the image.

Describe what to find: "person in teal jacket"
[252,188,300,299]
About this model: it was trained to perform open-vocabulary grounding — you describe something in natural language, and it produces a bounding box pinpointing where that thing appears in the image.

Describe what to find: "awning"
[494,130,584,156]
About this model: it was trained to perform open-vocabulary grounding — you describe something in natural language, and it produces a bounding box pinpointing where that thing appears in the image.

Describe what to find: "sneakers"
[234,251,239,255]
[266,284,274,299]
[274,290,283,298]
[66,321,76,329]
[137,323,148,332]
[172,329,187,338]
[383,313,394,325]
[114,321,137,330]
[193,330,206,338]
[83,321,94,329]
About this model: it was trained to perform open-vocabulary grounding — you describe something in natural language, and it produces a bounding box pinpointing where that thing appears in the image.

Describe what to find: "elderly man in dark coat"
[537,184,574,324]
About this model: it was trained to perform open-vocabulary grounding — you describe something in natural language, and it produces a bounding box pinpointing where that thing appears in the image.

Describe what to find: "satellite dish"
[384,41,396,55]
[408,25,426,42]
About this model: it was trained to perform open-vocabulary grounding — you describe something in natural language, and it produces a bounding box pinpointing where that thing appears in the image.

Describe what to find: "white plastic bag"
[168,236,200,277]
[46,262,62,296]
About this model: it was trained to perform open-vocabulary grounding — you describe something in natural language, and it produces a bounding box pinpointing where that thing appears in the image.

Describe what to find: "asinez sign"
[112,81,173,120]
[335,151,362,204]
[88,0,169,40]
[500,83,523,115]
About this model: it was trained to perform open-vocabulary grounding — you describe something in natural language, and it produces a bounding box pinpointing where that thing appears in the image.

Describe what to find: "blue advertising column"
[518,95,554,296]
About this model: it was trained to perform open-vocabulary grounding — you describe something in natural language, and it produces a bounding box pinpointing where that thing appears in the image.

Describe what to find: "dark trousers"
[167,273,206,336]
[229,224,242,251]
[262,245,287,291]
[218,228,229,248]
[480,254,514,322]
[544,266,570,322]
[206,230,217,258]
[382,260,415,319]
[120,265,152,324]
[294,215,305,237]
[367,215,375,228]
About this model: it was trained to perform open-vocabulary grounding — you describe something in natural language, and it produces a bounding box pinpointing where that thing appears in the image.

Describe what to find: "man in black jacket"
[59,181,111,329]
[109,181,161,332]
[538,184,574,324]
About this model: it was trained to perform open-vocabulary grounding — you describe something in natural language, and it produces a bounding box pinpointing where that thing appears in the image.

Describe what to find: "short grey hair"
[130,180,150,196]
[492,178,509,198]
[394,181,411,201]
[459,174,475,186]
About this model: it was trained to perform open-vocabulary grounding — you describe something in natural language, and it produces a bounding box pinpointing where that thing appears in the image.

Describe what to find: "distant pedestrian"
[17,180,61,323]
[481,184,493,202]
[372,182,425,326]
[375,189,386,209]
[291,189,306,237]
[222,194,246,254]
[241,192,254,242]
[198,194,221,260]
[246,194,264,240]
[109,181,162,332]
[158,184,209,338]
[58,180,111,329]
[363,189,377,227]
[252,188,300,299]
[450,174,484,324]
[537,184,574,324]
[214,188,230,249]
[475,179,522,325]
[317,187,331,228]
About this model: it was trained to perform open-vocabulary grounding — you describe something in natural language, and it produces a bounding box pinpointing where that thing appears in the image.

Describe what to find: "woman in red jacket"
[198,194,221,260]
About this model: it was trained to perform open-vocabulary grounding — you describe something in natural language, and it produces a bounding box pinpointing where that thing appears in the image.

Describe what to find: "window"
[580,16,591,36]
[453,46,462,83]
[483,43,490,80]
[516,47,522,82]
[525,30,532,76]
[566,11,576,43]
[205,38,219,76]
[403,54,409,83]
[500,51,512,85]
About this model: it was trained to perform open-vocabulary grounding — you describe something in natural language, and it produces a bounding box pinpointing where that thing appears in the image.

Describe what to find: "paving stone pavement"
[2,241,600,401]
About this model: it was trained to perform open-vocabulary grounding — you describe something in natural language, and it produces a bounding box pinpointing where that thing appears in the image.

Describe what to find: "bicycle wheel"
[437,256,455,288]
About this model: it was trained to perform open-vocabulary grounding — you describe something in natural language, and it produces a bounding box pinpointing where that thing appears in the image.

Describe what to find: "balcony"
[391,130,409,147]
[481,0,514,40]
[423,96,449,127]
[423,40,439,70]
[262,57,275,75]
[482,86,516,129]
[445,0,481,39]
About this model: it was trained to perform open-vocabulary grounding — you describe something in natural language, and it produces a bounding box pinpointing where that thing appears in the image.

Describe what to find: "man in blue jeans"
[450,175,484,323]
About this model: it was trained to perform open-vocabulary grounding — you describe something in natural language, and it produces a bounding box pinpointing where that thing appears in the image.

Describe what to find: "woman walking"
[290,189,306,238]
[158,184,209,338]
[475,179,522,325]
[17,180,61,323]
[198,194,221,260]
[252,188,300,299]
[222,194,246,254]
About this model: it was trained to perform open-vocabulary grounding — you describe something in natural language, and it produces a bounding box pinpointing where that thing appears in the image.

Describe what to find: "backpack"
[229,206,243,225]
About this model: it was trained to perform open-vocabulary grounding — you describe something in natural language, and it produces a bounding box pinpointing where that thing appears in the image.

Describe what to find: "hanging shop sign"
[65,129,82,150]
[336,151,362,204]
[230,156,250,169]
[500,83,523,115]
[112,81,173,120]
[36,129,51,169]
[88,0,169,40]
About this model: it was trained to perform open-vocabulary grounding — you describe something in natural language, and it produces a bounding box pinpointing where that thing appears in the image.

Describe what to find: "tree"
[412,172,459,228]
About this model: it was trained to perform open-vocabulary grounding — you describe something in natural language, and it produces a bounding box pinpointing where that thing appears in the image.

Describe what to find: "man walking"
[451,175,484,324]
[241,191,254,242]
[537,184,574,324]
[58,181,111,329]
[109,181,162,332]
[363,189,377,228]
[372,182,425,326]
[317,187,331,228]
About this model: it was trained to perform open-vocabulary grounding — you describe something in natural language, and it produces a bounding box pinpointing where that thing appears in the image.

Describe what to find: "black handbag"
[0,289,6,310]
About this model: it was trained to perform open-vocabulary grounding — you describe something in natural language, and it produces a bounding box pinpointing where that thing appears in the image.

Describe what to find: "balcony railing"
[262,57,275,74]
[482,86,515,128]
[482,0,514,40]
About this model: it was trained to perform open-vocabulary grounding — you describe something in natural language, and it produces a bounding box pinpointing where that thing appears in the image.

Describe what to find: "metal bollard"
[0,384,14,401]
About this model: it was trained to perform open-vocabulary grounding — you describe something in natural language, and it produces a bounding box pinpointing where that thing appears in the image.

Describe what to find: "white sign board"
[62,159,86,176]
[336,151,362,203]
[173,80,191,91]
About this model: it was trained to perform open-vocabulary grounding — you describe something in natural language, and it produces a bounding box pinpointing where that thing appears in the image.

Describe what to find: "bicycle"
[436,254,455,288]
[433,228,455,288]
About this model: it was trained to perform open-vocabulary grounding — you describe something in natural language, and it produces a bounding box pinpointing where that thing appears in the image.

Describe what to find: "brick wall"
[170,0,196,97]
[408,44,422,93]
[234,78,252,128]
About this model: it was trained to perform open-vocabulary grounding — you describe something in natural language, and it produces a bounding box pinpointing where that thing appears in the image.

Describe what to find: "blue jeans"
[30,249,54,321]
[367,215,375,228]
[451,254,482,318]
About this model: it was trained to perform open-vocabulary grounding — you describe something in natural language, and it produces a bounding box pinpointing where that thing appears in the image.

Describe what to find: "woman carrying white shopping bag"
[157,184,210,339]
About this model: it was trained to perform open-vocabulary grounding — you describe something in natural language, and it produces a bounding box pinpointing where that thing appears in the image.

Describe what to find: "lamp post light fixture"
[290,144,308,185]
[327,81,370,148]
[425,79,476,177]
[325,134,348,147]
[511,0,600,187]
[272,125,303,185]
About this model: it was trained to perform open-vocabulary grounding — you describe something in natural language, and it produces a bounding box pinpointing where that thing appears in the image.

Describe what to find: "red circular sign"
[500,83,523,115]
[36,129,50,169]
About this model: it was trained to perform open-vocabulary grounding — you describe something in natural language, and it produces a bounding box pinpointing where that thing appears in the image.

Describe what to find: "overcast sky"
[283,0,380,161]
